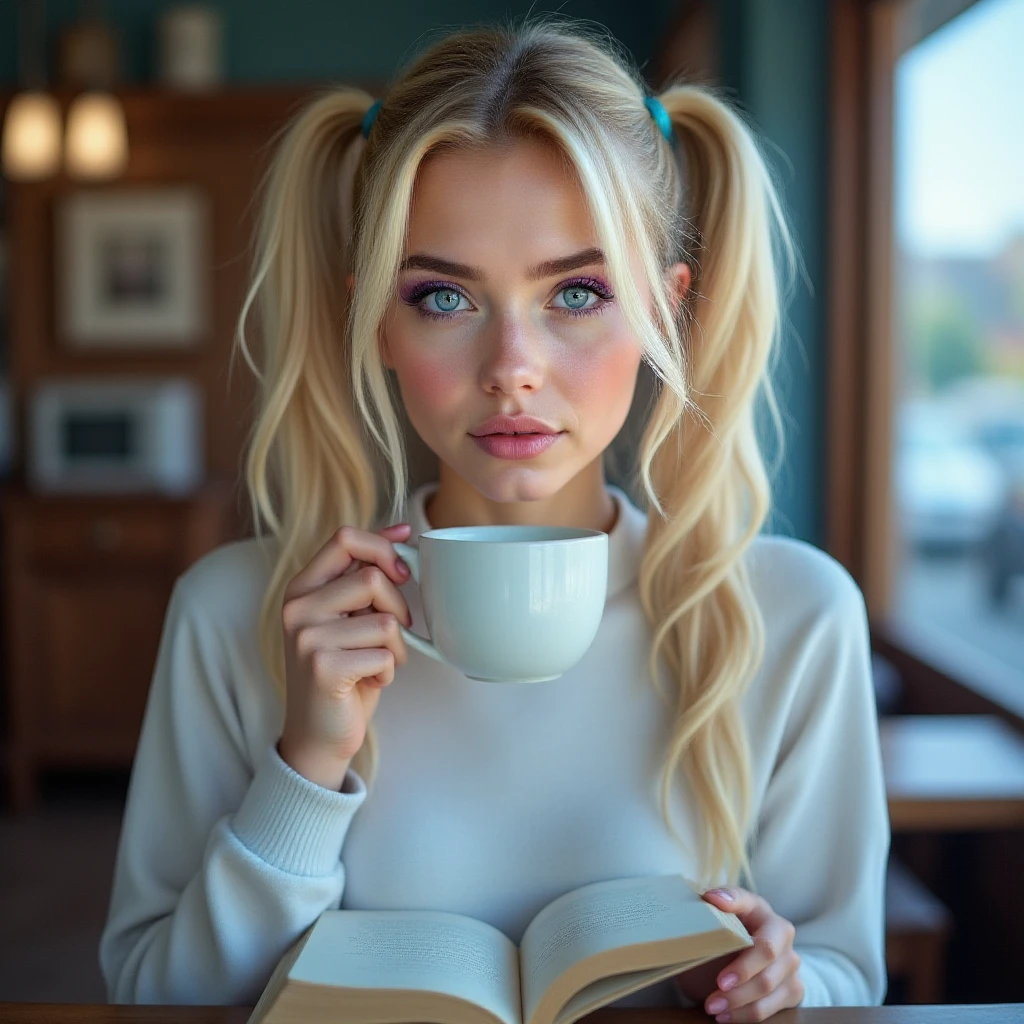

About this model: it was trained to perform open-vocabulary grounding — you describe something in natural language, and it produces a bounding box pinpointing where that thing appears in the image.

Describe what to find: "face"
[375,137,689,505]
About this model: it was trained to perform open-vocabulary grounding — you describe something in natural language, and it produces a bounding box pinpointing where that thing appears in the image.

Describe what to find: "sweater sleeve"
[98,573,368,1005]
[746,560,891,1007]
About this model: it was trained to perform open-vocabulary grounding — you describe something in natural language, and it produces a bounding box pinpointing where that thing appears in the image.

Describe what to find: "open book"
[247,873,753,1024]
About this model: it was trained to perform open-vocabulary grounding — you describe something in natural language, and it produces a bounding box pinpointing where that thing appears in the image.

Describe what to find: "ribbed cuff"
[795,952,832,1007]
[231,743,367,876]
[793,947,874,1007]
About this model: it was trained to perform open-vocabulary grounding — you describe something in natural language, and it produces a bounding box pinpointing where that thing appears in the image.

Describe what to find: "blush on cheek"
[395,350,466,418]
[561,342,641,418]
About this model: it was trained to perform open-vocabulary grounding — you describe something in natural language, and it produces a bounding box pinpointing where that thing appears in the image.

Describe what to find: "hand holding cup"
[277,522,413,788]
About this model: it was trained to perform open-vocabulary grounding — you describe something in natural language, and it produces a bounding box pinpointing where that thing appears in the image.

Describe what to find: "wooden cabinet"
[1,480,237,810]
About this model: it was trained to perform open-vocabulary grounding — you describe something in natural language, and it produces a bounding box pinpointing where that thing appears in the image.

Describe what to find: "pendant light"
[1,0,62,181]
[65,91,128,179]
[61,0,128,180]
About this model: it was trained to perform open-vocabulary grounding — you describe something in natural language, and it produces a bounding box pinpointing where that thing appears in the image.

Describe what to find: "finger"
[312,645,396,691]
[701,887,774,938]
[705,913,795,1002]
[298,612,409,668]
[707,948,800,1021]
[708,957,802,1023]
[344,529,413,620]
[347,527,414,607]
[344,523,411,578]
[340,524,412,585]
[299,564,413,628]
[286,523,412,601]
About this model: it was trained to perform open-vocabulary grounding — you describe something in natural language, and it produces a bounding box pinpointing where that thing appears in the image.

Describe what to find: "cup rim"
[419,525,607,544]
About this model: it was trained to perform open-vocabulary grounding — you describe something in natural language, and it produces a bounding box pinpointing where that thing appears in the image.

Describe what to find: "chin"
[465,461,580,505]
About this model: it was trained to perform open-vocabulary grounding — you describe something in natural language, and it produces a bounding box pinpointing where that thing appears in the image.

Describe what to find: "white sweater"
[99,481,890,1009]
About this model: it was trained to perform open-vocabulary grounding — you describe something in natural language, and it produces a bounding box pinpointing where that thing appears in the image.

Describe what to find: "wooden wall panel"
[1,87,327,531]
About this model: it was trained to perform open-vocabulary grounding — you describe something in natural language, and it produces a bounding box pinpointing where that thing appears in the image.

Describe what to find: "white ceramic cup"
[393,524,608,683]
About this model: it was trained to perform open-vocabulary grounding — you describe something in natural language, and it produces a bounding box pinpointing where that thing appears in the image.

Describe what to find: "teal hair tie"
[362,99,382,139]
[645,95,673,144]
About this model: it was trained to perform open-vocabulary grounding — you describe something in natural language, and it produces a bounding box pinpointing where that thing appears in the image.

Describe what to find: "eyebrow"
[397,246,606,283]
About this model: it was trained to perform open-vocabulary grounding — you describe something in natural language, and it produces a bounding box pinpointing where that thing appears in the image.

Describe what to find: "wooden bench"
[885,855,953,1003]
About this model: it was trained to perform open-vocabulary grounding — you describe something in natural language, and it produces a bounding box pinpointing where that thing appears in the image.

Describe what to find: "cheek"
[393,347,466,419]
[558,340,641,418]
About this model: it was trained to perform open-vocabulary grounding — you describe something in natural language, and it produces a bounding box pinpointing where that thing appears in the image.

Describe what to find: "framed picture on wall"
[56,187,209,351]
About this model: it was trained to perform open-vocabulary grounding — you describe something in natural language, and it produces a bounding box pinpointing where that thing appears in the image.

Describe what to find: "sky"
[895,0,1024,258]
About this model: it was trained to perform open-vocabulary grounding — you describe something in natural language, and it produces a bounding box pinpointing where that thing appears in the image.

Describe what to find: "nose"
[478,311,546,394]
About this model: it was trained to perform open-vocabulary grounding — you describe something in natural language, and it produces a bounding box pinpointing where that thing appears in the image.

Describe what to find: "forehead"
[405,139,597,266]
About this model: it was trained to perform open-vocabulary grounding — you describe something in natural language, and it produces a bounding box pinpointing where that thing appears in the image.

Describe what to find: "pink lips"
[471,432,564,459]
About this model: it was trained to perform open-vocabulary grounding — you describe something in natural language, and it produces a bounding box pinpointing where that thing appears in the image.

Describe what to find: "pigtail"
[237,88,379,540]
[233,87,385,784]
[659,83,796,432]
[637,84,798,889]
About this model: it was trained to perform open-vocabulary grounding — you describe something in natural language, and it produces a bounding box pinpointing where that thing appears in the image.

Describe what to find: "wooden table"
[0,1006,1021,1023]
[880,715,1024,831]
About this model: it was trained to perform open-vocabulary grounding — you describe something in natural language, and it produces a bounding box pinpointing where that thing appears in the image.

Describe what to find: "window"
[827,0,1024,717]
[891,0,1024,699]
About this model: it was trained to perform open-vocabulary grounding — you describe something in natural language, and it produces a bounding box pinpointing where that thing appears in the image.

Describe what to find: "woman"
[99,17,890,1020]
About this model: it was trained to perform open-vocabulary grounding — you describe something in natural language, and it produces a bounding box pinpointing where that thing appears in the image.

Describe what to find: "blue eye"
[550,277,614,317]
[402,276,614,323]
[404,285,473,322]
[553,284,599,313]
[424,288,470,316]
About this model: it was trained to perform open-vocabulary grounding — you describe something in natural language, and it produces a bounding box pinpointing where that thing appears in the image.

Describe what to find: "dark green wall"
[0,0,674,86]
[0,0,828,545]
[723,0,829,545]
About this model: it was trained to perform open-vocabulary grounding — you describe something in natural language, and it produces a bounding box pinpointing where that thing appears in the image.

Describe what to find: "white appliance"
[27,376,203,495]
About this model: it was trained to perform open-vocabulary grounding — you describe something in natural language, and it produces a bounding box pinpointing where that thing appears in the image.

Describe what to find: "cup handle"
[392,542,449,667]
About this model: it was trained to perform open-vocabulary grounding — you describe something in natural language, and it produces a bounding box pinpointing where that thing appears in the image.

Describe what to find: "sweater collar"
[406,481,648,600]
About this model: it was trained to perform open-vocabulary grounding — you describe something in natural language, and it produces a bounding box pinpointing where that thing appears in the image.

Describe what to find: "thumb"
[701,887,738,905]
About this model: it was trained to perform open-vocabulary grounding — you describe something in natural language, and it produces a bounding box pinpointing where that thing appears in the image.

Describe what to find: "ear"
[664,261,691,312]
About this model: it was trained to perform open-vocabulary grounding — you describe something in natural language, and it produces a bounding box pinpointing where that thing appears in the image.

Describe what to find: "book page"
[247,923,317,1024]
[519,874,730,1024]
[290,909,522,1024]
[553,963,688,1024]
[552,946,741,1024]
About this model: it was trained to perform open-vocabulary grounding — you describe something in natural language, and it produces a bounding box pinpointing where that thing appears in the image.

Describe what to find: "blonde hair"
[233,15,797,891]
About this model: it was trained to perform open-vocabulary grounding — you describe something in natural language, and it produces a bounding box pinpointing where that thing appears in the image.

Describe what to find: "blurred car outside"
[894,398,1008,555]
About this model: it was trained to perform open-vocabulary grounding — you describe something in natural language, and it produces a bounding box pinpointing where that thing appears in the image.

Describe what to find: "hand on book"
[675,886,804,1023]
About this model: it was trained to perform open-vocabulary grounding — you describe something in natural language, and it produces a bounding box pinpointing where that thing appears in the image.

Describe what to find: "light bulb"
[65,91,128,180]
[1,91,63,180]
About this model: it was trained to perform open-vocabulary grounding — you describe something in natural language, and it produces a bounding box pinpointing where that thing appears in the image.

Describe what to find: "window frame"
[826,0,1024,726]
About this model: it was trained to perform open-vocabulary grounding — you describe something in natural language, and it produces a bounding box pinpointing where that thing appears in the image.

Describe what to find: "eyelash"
[403,276,615,323]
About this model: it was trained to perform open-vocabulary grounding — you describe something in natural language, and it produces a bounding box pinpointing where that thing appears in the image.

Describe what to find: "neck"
[424,460,619,535]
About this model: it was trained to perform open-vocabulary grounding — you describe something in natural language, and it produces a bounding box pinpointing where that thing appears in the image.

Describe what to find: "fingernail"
[720,973,737,991]
[707,887,734,901]
[707,997,728,1014]
[395,557,410,576]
